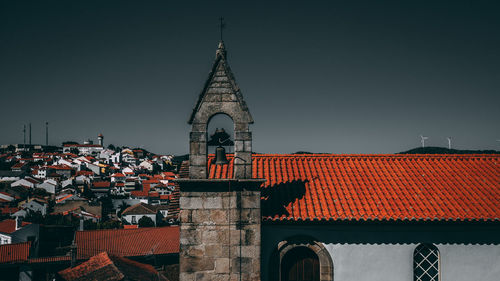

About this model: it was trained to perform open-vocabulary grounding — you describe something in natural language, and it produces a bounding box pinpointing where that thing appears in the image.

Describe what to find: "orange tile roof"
[207,154,500,222]
[74,226,179,259]
[58,252,122,281]
[123,225,139,229]
[92,181,110,188]
[28,256,71,264]
[0,219,31,234]
[0,242,30,263]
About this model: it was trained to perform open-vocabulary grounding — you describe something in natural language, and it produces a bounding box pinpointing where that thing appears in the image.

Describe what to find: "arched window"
[281,246,320,281]
[414,244,440,281]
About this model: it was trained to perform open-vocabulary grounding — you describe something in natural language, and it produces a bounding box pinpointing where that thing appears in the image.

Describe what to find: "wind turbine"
[447,137,452,150]
[420,135,428,148]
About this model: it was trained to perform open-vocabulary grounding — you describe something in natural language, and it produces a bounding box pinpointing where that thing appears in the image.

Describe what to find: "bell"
[215,146,229,165]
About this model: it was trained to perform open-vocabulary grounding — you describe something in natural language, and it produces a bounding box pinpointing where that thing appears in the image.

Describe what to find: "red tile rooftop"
[0,242,30,263]
[74,226,179,259]
[0,219,31,234]
[92,181,111,188]
[205,154,500,222]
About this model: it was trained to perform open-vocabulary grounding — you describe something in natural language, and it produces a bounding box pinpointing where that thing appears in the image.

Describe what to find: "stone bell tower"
[177,41,264,281]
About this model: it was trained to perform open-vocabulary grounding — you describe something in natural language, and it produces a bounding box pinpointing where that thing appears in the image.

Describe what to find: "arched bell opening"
[207,113,235,161]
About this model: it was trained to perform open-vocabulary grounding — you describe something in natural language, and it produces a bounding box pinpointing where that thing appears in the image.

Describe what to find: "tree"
[107,144,116,151]
[117,201,130,217]
[138,216,155,227]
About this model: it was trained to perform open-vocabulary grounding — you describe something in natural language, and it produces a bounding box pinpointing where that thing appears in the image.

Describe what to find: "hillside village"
[0,136,181,280]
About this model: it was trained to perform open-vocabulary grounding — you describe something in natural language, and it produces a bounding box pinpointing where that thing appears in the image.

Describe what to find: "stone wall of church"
[179,190,261,281]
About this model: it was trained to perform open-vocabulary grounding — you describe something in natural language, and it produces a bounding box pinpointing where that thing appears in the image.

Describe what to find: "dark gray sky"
[1,0,499,155]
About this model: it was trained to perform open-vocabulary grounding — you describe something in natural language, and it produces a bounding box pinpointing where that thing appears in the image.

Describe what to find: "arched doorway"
[281,246,320,281]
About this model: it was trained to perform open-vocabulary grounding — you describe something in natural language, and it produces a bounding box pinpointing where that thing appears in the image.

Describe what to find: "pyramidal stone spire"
[188,41,253,179]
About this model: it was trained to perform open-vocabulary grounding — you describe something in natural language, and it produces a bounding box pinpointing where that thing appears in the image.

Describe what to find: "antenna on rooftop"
[45,122,49,146]
[29,123,32,146]
[420,135,428,148]
[447,137,452,150]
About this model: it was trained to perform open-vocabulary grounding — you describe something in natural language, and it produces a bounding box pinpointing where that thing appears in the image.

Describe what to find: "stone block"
[204,92,221,100]
[180,230,201,245]
[241,193,260,209]
[190,141,200,155]
[203,197,222,209]
[191,209,212,223]
[180,257,214,272]
[234,140,244,152]
[244,141,252,152]
[209,209,227,223]
[180,197,203,210]
[234,131,251,141]
[179,209,192,223]
[202,230,220,244]
[205,244,228,258]
[235,122,249,131]
[179,272,195,281]
[189,165,206,179]
[222,93,236,101]
[186,245,204,257]
[221,195,237,209]
[231,257,253,273]
[190,132,206,142]
[215,258,230,273]
[190,155,206,166]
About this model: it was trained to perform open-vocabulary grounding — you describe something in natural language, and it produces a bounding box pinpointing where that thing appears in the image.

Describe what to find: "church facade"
[177,41,500,281]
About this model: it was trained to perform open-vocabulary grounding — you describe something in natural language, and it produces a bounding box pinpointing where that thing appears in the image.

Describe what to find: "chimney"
[79,219,84,231]
[15,216,22,230]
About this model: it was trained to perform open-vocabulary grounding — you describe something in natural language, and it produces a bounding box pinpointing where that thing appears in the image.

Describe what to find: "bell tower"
[177,41,264,281]
[188,40,253,179]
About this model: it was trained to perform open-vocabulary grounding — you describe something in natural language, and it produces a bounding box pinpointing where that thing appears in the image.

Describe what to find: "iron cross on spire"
[219,17,226,41]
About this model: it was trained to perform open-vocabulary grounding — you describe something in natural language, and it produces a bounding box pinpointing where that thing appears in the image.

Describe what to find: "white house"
[19,198,47,216]
[11,178,40,189]
[0,192,15,202]
[37,180,58,194]
[121,203,158,225]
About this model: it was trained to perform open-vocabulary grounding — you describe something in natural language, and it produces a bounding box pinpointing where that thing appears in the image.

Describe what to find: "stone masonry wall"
[179,190,261,281]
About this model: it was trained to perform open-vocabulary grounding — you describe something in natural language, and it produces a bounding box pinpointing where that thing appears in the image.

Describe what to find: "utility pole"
[23,125,26,150]
[29,123,32,146]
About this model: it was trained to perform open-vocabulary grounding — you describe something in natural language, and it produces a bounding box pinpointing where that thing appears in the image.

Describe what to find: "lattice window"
[414,244,440,281]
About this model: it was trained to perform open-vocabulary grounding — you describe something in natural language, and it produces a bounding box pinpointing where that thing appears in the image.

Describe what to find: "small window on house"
[131,216,136,224]
[414,244,440,281]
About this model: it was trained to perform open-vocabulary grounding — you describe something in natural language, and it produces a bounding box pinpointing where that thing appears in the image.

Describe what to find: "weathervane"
[219,17,226,41]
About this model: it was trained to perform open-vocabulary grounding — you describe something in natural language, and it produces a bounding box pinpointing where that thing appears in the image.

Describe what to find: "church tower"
[188,40,254,179]
[177,41,264,281]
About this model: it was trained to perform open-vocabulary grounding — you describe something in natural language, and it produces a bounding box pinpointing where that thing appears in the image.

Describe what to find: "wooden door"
[282,247,320,281]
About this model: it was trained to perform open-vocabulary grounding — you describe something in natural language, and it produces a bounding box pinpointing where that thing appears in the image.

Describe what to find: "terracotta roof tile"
[0,219,30,234]
[206,154,500,222]
[74,226,179,259]
[58,252,122,281]
[0,242,30,263]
